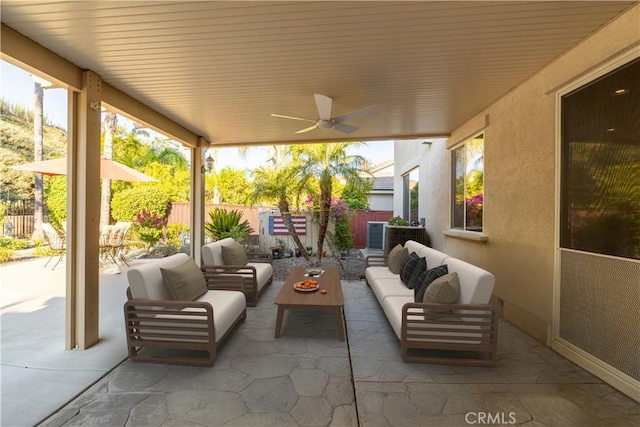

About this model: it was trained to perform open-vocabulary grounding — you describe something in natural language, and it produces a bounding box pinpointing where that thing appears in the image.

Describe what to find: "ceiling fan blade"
[333,123,359,134]
[334,105,379,124]
[295,124,319,134]
[271,113,316,123]
[314,94,333,121]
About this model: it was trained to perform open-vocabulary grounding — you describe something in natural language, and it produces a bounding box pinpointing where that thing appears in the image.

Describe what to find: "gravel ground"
[272,250,366,281]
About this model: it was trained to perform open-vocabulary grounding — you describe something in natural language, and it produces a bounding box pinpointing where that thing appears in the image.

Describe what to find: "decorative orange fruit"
[320,289,327,295]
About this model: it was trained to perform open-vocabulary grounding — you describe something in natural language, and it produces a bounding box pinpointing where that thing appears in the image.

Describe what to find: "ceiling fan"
[271,94,379,134]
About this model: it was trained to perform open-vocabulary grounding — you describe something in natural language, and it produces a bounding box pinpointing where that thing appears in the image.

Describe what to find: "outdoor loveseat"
[201,238,273,306]
[124,253,247,366]
[365,240,498,366]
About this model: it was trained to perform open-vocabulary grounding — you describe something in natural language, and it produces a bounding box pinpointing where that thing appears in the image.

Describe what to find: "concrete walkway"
[38,279,639,427]
[0,257,149,427]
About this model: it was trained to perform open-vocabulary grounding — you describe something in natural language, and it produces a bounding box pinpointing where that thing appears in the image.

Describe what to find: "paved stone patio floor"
[41,280,639,426]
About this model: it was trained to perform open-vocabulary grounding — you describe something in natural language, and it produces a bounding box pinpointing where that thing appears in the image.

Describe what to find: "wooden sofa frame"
[201,251,273,307]
[365,254,499,366]
[124,275,246,367]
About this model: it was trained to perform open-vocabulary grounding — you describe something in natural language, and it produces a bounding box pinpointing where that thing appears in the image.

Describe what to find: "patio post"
[65,70,102,350]
[190,142,207,266]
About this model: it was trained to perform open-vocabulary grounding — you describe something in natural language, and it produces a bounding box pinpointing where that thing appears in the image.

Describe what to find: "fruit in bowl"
[294,278,319,290]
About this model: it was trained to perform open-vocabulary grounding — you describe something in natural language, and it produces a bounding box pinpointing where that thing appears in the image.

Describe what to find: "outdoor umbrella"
[12,157,158,182]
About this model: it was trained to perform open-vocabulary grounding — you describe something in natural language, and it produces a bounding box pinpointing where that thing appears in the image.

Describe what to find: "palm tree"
[100,111,117,226]
[290,142,367,262]
[251,165,310,262]
[32,80,44,240]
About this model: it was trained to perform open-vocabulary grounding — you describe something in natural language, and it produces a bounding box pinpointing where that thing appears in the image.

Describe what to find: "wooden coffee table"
[274,266,345,341]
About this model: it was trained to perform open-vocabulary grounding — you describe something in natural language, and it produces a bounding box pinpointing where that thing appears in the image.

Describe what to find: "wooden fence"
[1,199,38,238]
[168,203,261,233]
[349,210,393,248]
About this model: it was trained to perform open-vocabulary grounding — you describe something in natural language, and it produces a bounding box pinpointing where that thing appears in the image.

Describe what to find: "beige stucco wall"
[394,5,640,344]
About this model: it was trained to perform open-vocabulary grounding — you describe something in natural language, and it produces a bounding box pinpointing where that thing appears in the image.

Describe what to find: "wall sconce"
[201,153,215,173]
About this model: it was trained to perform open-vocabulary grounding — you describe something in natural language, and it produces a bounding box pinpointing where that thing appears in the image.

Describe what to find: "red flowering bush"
[136,210,166,248]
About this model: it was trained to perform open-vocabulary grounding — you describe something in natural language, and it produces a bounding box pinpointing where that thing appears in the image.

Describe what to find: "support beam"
[102,84,200,148]
[69,70,102,349]
[65,91,78,350]
[191,145,206,266]
[1,23,201,149]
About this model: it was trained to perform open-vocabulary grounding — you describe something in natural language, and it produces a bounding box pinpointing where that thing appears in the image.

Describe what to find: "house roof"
[371,176,394,192]
[1,1,634,147]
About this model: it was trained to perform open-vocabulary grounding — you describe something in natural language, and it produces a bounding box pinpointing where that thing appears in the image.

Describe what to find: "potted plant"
[387,216,410,226]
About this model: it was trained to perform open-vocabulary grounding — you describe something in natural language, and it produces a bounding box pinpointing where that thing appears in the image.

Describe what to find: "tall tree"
[100,111,117,226]
[32,80,44,240]
[291,142,367,262]
[252,162,310,262]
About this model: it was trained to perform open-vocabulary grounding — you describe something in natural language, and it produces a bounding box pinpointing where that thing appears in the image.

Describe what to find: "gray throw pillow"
[399,252,421,284]
[160,259,208,301]
[221,241,249,266]
[406,257,427,289]
[388,244,408,274]
[413,264,449,302]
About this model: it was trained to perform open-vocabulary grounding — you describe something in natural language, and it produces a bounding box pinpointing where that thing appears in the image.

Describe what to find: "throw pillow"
[406,257,427,289]
[414,264,449,302]
[160,259,208,301]
[399,252,420,284]
[387,244,408,274]
[423,272,460,317]
[221,241,249,266]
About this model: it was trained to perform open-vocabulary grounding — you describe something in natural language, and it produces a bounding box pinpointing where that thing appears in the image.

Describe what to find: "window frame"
[449,132,485,234]
[402,167,419,224]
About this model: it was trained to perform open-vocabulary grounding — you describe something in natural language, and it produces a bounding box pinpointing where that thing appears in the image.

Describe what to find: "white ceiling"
[1,1,635,147]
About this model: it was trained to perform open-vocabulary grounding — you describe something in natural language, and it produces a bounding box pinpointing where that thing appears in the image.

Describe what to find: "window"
[560,58,639,259]
[452,134,484,232]
[402,168,419,224]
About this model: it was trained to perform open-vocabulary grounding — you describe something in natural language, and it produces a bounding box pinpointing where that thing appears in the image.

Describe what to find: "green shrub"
[0,237,31,250]
[44,176,68,229]
[330,218,354,251]
[0,247,14,263]
[111,187,171,222]
[205,208,254,242]
[388,216,409,226]
[166,223,189,246]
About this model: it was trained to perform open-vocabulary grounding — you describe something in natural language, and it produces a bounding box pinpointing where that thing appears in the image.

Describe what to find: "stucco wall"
[394,5,640,344]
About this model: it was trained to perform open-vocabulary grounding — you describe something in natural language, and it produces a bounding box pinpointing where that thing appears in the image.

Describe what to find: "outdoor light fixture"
[202,153,215,173]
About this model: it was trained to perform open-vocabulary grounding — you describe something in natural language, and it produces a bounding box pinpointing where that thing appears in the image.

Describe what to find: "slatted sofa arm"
[201,264,258,278]
[365,255,389,268]
[247,251,273,264]
[201,271,246,292]
[400,302,499,365]
[124,299,215,340]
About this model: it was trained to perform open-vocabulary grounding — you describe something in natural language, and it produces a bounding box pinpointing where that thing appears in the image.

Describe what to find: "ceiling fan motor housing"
[317,120,334,129]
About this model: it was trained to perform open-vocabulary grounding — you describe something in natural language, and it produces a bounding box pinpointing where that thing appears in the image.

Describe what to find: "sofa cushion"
[160,259,208,301]
[221,241,248,266]
[399,252,420,284]
[416,246,448,268]
[406,257,427,289]
[442,257,495,305]
[201,238,236,266]
[414,264,449,302]
[369,277,413,306]
[387,244,408,274]
[250,262,273,291]
[365,266,399,284]
[128,253,191,301]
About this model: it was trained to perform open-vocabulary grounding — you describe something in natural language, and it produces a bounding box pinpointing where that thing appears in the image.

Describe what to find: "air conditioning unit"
[367,221,386,251]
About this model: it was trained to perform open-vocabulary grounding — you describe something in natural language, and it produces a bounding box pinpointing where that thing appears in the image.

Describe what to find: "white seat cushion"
[369,277,413,305]
[442,257,495,305]
[416,246,449,269]
[250,262,273,291]
[365,266,399,283]
[196,290,246,342]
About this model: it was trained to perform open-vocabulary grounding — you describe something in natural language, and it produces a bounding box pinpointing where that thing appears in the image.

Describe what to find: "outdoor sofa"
[124,253,247,366]
[365,240,498,366]
[201,238,274,306]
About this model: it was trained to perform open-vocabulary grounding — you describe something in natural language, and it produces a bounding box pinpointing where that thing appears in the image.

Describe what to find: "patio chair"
[124,253,247,366]
[99,222,131,267]
[41,223,65,269]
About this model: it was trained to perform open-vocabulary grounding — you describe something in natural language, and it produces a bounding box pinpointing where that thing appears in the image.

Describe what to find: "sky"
[1,61,395,169]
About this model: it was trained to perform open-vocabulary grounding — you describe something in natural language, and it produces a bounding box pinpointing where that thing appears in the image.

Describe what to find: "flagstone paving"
[41,280,639,426]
